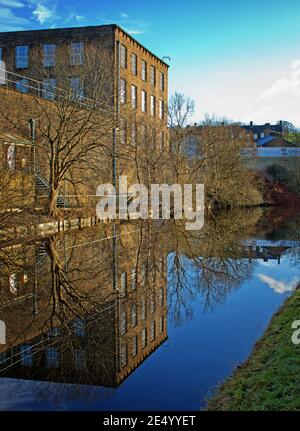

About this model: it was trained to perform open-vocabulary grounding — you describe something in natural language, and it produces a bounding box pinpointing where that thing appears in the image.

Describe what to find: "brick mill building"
[0,25,169,211]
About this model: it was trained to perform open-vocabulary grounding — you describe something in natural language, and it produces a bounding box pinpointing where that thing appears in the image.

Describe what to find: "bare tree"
[0,45,115,217]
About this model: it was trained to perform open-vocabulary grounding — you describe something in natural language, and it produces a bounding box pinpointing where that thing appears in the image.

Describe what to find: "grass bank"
[206,287,300,411]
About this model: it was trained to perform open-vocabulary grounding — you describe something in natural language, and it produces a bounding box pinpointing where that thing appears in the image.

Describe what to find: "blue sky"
[1,0,300,125]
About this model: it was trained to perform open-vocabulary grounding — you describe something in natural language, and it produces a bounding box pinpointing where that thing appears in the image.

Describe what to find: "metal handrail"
[0,68,115,115]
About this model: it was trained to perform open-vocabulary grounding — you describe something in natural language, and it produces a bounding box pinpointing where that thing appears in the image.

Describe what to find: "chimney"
[250,121,253,127]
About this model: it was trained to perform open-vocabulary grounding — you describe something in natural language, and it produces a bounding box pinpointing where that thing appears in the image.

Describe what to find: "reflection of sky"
[256,254,300,294]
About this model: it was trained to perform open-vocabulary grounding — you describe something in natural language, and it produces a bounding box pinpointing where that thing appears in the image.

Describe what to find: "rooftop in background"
[242,121,284,136]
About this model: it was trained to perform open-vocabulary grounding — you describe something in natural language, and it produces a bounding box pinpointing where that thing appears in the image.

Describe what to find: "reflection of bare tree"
[3,208,300,408]
[165,210,261,324]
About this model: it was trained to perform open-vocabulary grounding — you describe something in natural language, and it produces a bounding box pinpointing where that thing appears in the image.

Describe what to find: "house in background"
[241,121,294,148]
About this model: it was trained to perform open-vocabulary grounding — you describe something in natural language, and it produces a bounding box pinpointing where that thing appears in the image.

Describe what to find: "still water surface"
[0,209,299,410]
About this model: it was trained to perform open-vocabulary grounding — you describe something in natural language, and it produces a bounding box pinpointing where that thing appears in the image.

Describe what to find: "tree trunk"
[48,186,59,217]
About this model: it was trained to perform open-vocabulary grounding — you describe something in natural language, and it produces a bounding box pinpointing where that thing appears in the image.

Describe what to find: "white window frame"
[42,78,56,100]
[131,84,137,108]
[141,60,147,81]
[120,79,126,104]
[150,95,156,116]
[150,66,156,86]
[132,335,138,357]
[43,44,56,67]
[150,321,155,341]
[142,328,147,348]
[16,78,28,93]
[120,44,127,69]
[131,53,137,75]
[141,90,147,113]
[70,42,84,66]
[159,100,164,120]
[15,46,28,69]
[159,72,165,91]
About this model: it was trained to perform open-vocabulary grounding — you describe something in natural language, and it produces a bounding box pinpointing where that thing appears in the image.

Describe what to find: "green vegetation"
[207,288,300,411]
[266,162,300,194]
[285,132,300,144]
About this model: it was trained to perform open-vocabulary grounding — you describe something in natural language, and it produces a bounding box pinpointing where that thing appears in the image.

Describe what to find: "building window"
[15,46,28,69]
[141,60,147,81]
[43,44,56,67]
[141,263,147,286]
[15,78,28,93]
[73,319,85,337]
[159,100,164,120]
[159,72,165,91]
[20,344,33,367]
[261,132,265,139]
[70,77,84,99]
[8,273,17,293]
[42,78,56,100]
[131,123,137,146]
[120,309,127,335]
[120,343,127,368]
[150,66,156,86]
[140,124,148,146]
[151,128,156,149]
[70,42,84,65]
[150,95,156,116]
[120,44,127,69]
[131,303,137,327]
[253,133,258,141]
[0,352,6,366]
[46,347,59,368]
[131,53,137,75]
[120,272,127,296]
[120,79,127,104]
[74,350,86,369]
[159,131,165,151]
[7,147,16,172]
[131,268,137,289]
[150,321,156,341]
[132,335,138,357]
[141,90,147,113]
[150,293,155,314]
[159,287,164,307]
[141,297,146,321]
[159,316,164,334]
[120,119,127,145]
[131,85,137,109]
[142,328,147,348]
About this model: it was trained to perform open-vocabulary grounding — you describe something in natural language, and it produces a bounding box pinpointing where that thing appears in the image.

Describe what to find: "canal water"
[0,208,299,410]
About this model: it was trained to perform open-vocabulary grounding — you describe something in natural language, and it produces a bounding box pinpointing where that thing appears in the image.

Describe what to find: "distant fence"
[242,147,300,158]
[256,147,300,158]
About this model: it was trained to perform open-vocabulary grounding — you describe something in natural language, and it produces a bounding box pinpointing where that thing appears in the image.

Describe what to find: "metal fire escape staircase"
[35,173,70,209]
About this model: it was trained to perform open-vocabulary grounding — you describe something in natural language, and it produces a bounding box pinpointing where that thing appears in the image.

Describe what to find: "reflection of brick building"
[0,223,168,387]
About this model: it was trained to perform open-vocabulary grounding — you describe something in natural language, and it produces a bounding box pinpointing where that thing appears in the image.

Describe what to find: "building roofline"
[112,24,169,68]
[0,23,169,68]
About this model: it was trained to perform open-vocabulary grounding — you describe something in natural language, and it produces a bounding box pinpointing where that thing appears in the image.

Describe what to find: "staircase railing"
[35,173,70,209]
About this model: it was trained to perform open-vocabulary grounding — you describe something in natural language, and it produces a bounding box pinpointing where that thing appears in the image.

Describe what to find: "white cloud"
[0,0,24,7]
[261,60,300,99]
[241,105,277,124]
[65,11,85,23]
[125,29,144,35]
[32,3,56,24]
[258,273,299,294]
[120,12,128,19]
[0,6,29,31]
